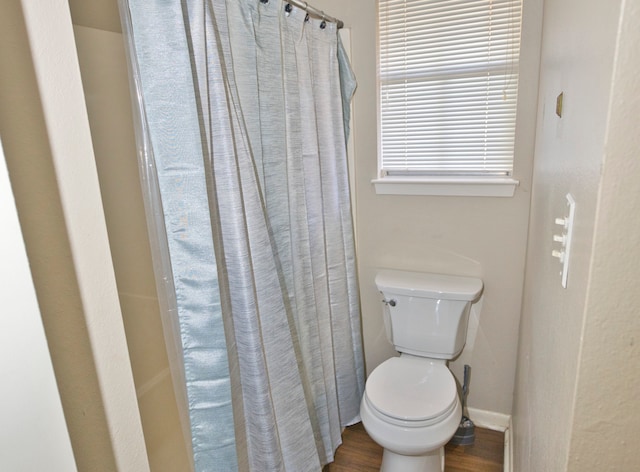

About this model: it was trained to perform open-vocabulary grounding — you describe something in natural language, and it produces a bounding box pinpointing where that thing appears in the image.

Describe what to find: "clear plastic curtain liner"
[120,1,237,469]
[120,0,364,470]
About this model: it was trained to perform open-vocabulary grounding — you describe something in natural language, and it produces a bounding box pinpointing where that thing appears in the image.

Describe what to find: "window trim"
[372,176,519,197]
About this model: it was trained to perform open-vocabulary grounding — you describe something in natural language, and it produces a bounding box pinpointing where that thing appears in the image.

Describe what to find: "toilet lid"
[365,357,457,422]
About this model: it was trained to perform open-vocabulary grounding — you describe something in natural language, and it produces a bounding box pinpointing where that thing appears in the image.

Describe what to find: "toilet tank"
[375,269,483,359]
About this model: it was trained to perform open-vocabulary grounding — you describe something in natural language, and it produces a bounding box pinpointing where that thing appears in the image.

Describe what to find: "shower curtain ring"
[320,12,327,29]
[302,2,311,23]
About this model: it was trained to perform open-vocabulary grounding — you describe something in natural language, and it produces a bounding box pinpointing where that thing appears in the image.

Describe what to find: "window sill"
[372,176,519,197]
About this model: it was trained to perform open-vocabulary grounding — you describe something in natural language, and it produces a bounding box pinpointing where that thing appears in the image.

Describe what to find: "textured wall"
[513,0,625,470]
[566,0,640,469]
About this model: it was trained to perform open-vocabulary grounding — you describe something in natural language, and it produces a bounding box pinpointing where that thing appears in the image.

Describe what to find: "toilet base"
[380,446,444,472]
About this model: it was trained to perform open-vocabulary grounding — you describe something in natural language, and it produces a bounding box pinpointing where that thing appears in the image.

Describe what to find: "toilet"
[360,269,483,472]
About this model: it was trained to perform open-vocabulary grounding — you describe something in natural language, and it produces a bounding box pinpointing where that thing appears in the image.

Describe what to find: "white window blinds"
[378,0,523,177]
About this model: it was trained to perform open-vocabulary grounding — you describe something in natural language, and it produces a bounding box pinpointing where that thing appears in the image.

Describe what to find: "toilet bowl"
[360,356,462,472]
[361,269,483,472]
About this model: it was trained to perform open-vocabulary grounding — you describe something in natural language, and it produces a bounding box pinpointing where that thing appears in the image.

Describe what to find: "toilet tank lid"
[375,269,483,301]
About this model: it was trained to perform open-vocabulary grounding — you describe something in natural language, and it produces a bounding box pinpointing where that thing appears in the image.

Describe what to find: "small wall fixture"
[556,92,564,118]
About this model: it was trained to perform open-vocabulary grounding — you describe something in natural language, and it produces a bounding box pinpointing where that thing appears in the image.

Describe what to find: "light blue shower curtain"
[120,1,364,470]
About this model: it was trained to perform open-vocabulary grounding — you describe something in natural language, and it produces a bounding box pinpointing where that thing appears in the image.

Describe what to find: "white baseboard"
[467,408,512,472]
[506,416,513,472]
[467,407,510,431]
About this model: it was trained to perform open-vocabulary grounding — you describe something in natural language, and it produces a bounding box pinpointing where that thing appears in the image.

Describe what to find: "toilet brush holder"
[449,364,475,446]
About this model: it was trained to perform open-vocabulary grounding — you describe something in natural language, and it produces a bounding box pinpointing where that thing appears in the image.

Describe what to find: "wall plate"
[552,193,576,288]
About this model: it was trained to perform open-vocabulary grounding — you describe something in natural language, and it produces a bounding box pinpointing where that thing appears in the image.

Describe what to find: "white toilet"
[360,269,483,472]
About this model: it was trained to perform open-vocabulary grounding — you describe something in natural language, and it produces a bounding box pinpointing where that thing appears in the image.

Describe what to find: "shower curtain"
[119,1,364,470]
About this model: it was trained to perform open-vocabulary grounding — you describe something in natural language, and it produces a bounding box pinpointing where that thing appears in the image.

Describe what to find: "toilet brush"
[449,364,475,446]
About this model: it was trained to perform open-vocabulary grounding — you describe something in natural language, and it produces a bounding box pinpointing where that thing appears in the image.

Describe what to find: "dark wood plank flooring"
[325,423,504,472]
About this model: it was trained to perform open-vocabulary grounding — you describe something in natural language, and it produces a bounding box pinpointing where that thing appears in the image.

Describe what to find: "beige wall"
[65,0,541,434]
[24,2,640,471]
[72,25,190,472]
[18,1,640,470]
[314,0,543,415]
[65,0,543,440]
[512,0,640,470]
[1,141,77,471]
[0,1,147,470]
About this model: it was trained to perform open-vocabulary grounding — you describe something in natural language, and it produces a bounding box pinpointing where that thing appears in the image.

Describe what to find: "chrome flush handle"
[382,298,396,307]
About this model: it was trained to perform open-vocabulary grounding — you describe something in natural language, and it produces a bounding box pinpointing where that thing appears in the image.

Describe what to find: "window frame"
[373,0,524,197]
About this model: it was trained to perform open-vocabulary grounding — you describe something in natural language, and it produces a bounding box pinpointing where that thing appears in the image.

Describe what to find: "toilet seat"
[365,357,458,427]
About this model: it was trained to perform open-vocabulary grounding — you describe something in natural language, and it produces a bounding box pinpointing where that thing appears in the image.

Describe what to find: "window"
[375,0,523,196]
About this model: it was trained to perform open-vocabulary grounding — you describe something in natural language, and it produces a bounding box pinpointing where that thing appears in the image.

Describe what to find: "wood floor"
[325,423,504,472]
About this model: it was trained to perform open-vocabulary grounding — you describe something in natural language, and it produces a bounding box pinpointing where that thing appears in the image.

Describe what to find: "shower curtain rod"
[284,0,344,29]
